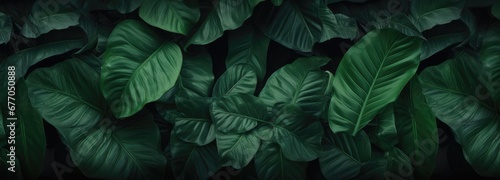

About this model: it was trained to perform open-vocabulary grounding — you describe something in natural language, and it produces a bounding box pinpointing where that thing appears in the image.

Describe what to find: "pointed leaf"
[329,29,422,135]
[212,64,257,97]
[101,20,182,118]
[139,0,200,35]
[255,141,307,180]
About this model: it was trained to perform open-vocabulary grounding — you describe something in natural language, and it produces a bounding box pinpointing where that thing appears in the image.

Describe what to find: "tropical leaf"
[319,130,371,179]
[216,131,260,169]
[367,13,423,39]
[479,26,500,102]
[365,104,398,151]
[21,0,80,38]
[383,147,413,179]
[318,5,358,42]
[210,94,267,134]
[0,12,12,44]
[329,29,422,135]
[173,97,215,146]
[259,56,330,118]
[15,79,46,180]
[177,48,214,99]
[354,158,388,180]
[420,53,500,177]
[395,76,438,179]
[226,24,269,81]
[101,20,182,118]
[185,0,264,48]
[254,141,307,180]
[171,134,221,180]
[410,0,465,31]
[420,19,470,60]
[212,64,257,97]
[139,0,199,35]
[70,0,142,13]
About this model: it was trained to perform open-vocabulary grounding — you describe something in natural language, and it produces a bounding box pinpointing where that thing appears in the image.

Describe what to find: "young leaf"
[101,20,182,118]
[171,134,221,180]
[259,56,330,118]
[139,0,200,35]
[216,131,260,169]
[185,0,264,48]
[254,141,307,180]
[0,12,12,44]
[211,94,267,134]
[329,29,422,136]
[319,130,371,179]
[212,64,257,97]
[410,0,465,31]
[21,0,80,38]
[395,76,438,179]
[226,24,269,81]
[420,53,500,177]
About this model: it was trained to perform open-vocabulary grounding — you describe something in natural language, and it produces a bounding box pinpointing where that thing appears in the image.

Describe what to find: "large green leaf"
[70,111,166,180]
[395,77,438,179]
[212,64,257,97]
[70,0,142,13]
[26,58,104,146]
[216,131,260,169]
[410,0,465,31]
[0,12,12,44]
[174,97,215,146]
[254,0,348,52]
[211,94,267,134]
[15,79,46,180]
[226,24,269,81]
[420,53,500,177]
[139,0,199,35]
[479,26,500,102]
[171,134,221,180]
[270,104,323,161]
[177,48,214,99]
[365,104,398,151]
[329,29,422,135]
[101,20,182,118]
[21,0,80,38]
[319,130,371,179]
[185,0,264,48]
[259,56,330,118]
[254,141,307,180]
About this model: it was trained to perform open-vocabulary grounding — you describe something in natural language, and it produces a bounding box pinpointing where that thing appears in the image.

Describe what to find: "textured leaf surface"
[101,20,182,118]
[212,64,257,97]
[171,134,221,180]
[410,0,465,31]
[21,0,80,38]
[177,49,214,98]
[211,95,267,133]
[479,26,500,102]
[216,131,260,169]
[174,97,215,146]
[139,0,199,35]
[329,29,422,135]
[255,141,307,180]
[319,6,357,42]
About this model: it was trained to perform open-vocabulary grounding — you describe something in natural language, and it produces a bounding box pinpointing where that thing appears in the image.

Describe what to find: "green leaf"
[71,0,142,13]
[270,104,323,161]
[319,130,371,179]
[211,94,267,133]
[410,0,465,31]
[354,158,388,180]
[382,147,413,179]
[420,53,500,177]
[329,29,422,135]
[212,64,257,97]
[259,56,330,118]
[319,5,358,42]
[368,13,424,39]
[395,76,438,179]
[70,111,166,179]
[139,0,200,35]
[420,21,469,60]
[101,20,182,118]
[178,48,214,98]
[479,26,500,102]
[174,97,215,146]
[492,1,500,20]
[254,141,307,180]
[171,134,221,180]
[366,104,398,151]
[26,58,104,146]
[0,12,12,44]
[15,79,46,180]
[216,131,260,169]
[21,0,80,38]
[226,24,269,81]
[185,0,264,48]
[271,0,283,6]
[0,112,4,147]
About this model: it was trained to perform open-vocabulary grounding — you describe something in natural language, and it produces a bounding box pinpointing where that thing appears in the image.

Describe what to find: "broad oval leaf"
[21,0,80,38]
[328,29,422,136]
[319,130,371,179]
[216,131,260,169]
[395,76,438,179]
[101,20,182,118]
[259,56,330,118]
[420,53,500,177]
[70,111,166,180]
[0,12,12,44]
[171,134,221,180]
[139,0,200,35]
[26,59,105,145]
[210,94,267,133]
[410,0,465,31]
[212,64,257,97]
[254,141,307,180]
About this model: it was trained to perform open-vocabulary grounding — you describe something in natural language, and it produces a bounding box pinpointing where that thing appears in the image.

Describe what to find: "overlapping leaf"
[255,141,307,180]
[139,0,199,35]
[410,0,465,31]
[0,12,12,44]
[212,64,257,97]
[22,0,80,38]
